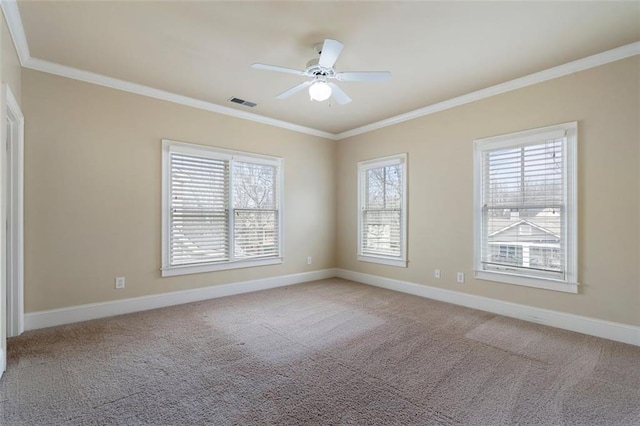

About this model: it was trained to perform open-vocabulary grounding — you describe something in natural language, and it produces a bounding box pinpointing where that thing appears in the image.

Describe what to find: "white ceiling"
[13,1,640,135]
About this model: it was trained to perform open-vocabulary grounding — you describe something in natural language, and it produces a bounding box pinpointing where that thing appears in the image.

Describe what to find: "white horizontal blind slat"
[170,152,229,266]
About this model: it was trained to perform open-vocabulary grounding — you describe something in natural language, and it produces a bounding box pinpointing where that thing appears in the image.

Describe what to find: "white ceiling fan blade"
[276,81,313,99]
[318,39,344,68]
[252,63,305,76]
[336,71,391,82]
[328,83,351,105]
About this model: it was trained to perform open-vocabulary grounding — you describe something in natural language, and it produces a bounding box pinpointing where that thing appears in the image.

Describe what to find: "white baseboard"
[23,267,639,347]
[25,269,337,331]
[336,269,640,347]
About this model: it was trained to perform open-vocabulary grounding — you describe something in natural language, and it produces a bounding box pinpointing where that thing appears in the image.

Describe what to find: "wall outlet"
[115,276,125,289]
[434,269,441,279]
[456,272,464,283]
[307,256,312,265]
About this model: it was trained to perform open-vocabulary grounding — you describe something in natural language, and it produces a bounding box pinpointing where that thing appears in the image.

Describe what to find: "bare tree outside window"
[233,162,278,259]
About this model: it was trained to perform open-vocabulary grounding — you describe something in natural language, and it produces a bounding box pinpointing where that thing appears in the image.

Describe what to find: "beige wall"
[22,69,336,312]
[336,57,640,326]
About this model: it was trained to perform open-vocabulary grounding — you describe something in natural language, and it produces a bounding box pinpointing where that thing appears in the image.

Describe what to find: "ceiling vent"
[228,97,257,108]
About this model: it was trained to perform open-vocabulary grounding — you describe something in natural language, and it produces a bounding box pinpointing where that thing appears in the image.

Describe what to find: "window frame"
[473,122,578,293]
[161,139,284,277]
[357,153,408,268]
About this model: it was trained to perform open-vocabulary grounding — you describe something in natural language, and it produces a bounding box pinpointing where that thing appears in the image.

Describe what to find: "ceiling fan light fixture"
[309,81,332,102]
[253,38,388,104]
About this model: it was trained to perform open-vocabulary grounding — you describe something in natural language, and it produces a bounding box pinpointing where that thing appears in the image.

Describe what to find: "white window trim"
[357,153,408,268]
[161,139,284,277]
[473,122,578,293]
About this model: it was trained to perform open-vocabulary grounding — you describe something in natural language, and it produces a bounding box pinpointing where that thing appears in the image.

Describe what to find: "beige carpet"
[1,278,639,425]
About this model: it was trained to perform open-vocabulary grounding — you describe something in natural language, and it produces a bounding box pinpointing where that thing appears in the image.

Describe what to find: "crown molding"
[336,41,640,140]
[23,57,336,140]
[0,0,30,65]
[1,0,638,141]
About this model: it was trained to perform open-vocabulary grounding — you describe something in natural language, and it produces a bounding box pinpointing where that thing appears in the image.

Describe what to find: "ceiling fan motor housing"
[305,59,335,78]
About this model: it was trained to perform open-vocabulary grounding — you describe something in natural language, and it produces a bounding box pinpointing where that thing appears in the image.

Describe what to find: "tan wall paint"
[22,69,336,312]
[337,57,640,326]
[1,11,21,106]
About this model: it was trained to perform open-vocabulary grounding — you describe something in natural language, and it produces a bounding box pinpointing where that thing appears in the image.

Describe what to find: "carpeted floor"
[1,278,639,425]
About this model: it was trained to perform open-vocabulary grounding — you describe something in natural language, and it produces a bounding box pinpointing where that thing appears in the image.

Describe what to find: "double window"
[473,122,578,293]
[162,140,282,276]
[357,154,407,267]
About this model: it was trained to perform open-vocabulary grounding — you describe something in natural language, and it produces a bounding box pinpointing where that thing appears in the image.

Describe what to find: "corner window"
[357,154,407,267]
[473,122,578,293]
[162,140,283,277]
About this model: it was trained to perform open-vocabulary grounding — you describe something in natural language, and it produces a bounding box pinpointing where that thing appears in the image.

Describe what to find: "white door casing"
[0,84,24,377]
[5,84,23,338]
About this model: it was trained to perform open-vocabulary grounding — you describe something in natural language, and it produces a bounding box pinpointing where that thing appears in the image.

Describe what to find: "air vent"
[228,97,257,108]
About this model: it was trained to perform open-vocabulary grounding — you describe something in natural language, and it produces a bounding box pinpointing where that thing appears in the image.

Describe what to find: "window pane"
[233,162,276,209]
[366,168,386,209]
[232,161,279,260]
[489,244,523,268]
[366,165,403,209]
[384,165,402,209]
[234,210,278,259]
[530,246,561,270]
[170,153,229,265]
[484,140,563,208]
[481,138,565,275]
[362,210,401,257]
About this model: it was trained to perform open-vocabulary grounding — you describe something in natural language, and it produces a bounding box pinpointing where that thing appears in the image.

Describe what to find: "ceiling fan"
[252,39,391,105]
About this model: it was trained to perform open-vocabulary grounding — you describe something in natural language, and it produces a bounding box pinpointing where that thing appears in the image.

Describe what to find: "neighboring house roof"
[489,219,559,239]
[488,208,561,242]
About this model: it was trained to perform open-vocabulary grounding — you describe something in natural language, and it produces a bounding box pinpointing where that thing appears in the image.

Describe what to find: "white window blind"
[357,154,407,267]
[170,153,229,266]
[474,122,577,292]
[162,140,283,276]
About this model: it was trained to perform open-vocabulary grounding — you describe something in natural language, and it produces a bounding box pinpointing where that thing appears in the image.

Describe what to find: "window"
[519,225,532,235]
[162,140,283,276]
[473,122,577,293]
[357,154,407,267]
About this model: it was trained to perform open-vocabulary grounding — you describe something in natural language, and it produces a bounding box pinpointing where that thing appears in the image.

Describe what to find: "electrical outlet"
[307,256,312,265]
[434,269,441,279]
[115,276,125,289]
[456,272,464,283]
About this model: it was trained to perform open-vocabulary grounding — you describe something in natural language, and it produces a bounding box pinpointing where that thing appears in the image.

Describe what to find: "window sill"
[474,270,578,293]
[358,255,407,268]
[162,257,283,277]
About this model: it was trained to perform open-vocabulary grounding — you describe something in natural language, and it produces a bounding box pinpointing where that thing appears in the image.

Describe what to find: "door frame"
[4,83,24,339]
[1,83,24,376]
